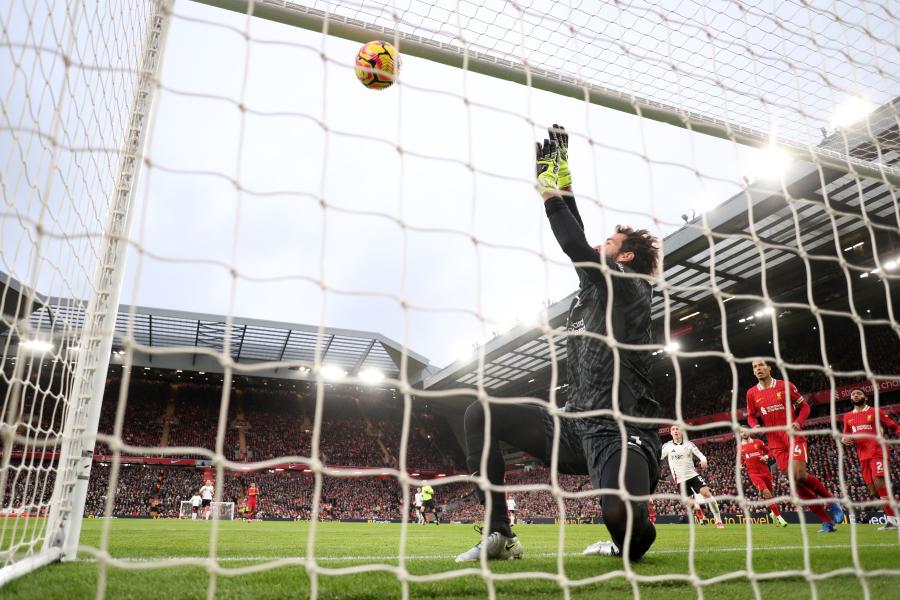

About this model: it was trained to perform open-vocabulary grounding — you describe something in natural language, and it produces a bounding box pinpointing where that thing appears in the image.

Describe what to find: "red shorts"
[770,440,808,471]
[247,499,257,509]
[860,455,888,485]
[749,473,773,493]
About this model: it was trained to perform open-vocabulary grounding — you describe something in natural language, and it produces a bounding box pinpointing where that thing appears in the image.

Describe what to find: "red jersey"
[248,486,259,499]
[843,406,900,460]
[746,378,810,448]
[740,438,771,477]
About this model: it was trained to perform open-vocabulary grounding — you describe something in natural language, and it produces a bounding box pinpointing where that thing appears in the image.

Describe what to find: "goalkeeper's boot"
[817,521,836,533]
[829,502,845,525]
[582,541,621,557]
[776,515,788,527]
[454,527,523,562]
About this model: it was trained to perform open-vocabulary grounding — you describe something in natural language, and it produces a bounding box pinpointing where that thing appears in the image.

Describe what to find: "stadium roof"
[424,97,900,399]
[0,291,430,382]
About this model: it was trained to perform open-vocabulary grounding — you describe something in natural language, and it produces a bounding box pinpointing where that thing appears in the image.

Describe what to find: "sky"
[2,0,896,368]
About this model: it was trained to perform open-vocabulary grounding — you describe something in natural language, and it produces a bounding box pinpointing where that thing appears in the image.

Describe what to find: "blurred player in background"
[506,495,517,527]
[189,493,201,520]
[661,426,724,528]
[199,480,214,521]
[740,430,788,526]
[421,482,437,525]
[746,359,843,532]
[247,482,259,522]
[842,388,900,531]
[414,487,425,524]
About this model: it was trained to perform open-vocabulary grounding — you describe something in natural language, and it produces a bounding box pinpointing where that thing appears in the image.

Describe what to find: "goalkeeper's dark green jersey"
[544,196,660,439]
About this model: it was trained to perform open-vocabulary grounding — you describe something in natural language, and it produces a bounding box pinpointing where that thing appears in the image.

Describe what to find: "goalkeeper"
[456,125,661,563]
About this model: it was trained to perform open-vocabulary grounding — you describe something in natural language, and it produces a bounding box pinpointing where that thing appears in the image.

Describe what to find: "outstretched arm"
[536,135,606,285]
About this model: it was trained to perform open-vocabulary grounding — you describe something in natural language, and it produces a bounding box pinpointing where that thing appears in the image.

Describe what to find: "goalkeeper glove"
[535,138,559,195]
[548,123,571,189]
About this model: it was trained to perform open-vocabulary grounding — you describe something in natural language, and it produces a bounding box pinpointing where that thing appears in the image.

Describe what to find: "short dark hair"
[850,387,866,396]
[616,225,660,276]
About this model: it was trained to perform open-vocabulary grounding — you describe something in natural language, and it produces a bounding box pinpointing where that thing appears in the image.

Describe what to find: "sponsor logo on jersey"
[568,318,585,333]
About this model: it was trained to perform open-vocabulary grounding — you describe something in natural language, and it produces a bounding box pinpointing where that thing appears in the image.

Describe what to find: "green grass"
[3,519,899,599]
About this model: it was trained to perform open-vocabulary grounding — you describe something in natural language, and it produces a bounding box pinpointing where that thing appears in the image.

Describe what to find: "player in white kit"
[661,425,724,528]
[414,487,425,524]
[506,495,517,527]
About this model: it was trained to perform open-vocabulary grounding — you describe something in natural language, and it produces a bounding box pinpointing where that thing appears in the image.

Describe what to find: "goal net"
[1,0,898,597]
[178,501,234,520]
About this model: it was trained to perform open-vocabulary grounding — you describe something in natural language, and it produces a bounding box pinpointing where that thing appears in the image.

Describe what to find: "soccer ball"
[355,41,399,90]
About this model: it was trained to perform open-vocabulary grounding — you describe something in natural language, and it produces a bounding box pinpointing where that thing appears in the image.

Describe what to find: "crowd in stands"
[87,378,464,471]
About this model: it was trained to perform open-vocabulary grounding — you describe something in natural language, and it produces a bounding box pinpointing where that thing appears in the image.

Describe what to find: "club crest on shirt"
[776,391,783,400]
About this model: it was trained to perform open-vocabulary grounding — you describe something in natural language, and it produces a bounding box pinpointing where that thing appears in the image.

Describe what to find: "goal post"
[0,0,173,585]
[191,0,900,187]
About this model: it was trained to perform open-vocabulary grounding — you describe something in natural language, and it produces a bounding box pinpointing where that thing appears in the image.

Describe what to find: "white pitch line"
[76,543,900,563]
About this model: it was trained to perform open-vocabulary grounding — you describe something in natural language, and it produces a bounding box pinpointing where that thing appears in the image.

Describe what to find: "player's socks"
[708,498,722,521]
[796,482,833,523]
[876,487,896,517]
[768,503,781,518]
[803,475,833,499]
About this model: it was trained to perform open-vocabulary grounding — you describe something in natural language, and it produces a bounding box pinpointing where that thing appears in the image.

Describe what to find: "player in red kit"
[842,388,900,531]
[746,359,843,532]
[740,430,787,527]
[247,482,259,522]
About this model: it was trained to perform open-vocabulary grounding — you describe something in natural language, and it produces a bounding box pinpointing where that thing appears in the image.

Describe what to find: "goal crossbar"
[191,0,900,187]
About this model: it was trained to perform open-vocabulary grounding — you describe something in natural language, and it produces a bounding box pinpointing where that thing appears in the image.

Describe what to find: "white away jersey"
[661,440,706,484]
[190,495,201,507]
[506,498,516,511]
[414,492,423,507]
[199,485,213,500]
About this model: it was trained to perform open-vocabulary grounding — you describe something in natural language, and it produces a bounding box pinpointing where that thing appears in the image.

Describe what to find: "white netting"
[1,0,159,580]
[0,0,898,597]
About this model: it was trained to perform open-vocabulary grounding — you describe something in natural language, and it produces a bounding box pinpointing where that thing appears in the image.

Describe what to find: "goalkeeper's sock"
[803,475,833,499]
[876,487,895,517]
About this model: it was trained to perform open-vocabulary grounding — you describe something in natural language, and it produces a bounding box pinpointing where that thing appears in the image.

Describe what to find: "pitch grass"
[3,519,900,599]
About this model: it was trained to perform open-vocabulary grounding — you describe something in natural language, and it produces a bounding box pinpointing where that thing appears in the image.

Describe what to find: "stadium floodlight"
[831,96,876,129]
[664,342,680,353]
[454,343,475,363]
[694,194,720,214]
[21,339,53,354]
[358,368,384,384]
[749,145,793,180]
[320,365,347,380]
[884,260,897,271]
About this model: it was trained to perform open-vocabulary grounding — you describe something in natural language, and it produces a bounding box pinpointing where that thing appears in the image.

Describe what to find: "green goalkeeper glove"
[549,123,571,189]
[535,138,559,194]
